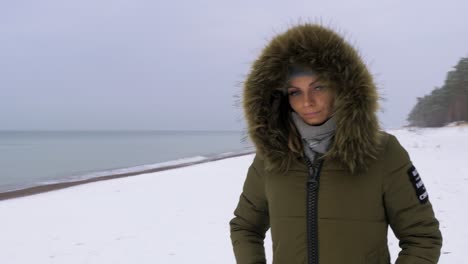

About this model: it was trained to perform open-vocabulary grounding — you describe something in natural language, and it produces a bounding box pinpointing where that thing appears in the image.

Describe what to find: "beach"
[0,126,467,263]
[0,149,255,201]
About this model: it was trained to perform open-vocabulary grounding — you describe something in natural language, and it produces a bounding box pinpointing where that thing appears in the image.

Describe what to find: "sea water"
[0,130,253,192]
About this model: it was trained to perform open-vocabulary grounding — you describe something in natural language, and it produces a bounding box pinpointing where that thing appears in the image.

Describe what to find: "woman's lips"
[304,111,320,117]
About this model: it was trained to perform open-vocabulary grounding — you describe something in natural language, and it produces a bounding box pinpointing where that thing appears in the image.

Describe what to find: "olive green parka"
[229,24,442,264]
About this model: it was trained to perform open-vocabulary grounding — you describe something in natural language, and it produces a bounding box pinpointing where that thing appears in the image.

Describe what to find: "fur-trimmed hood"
[242,23,383,174]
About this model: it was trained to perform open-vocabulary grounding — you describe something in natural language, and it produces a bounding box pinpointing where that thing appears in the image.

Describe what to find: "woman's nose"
[303,91,316,106]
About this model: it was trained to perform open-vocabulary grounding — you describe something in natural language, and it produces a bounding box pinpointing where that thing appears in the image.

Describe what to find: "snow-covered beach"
[0,126,466,263]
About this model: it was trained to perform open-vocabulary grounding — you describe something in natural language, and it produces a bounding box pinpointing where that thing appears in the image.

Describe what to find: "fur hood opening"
[242,23,383,174]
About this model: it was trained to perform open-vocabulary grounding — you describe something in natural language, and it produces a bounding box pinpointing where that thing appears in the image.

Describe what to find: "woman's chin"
[301,115,328,126]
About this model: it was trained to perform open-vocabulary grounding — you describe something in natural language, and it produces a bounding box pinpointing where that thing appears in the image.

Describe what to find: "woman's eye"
[288,90,299,96]
[314,85,325,91]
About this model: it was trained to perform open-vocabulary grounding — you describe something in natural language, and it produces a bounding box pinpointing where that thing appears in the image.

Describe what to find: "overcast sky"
[1,0,467,131]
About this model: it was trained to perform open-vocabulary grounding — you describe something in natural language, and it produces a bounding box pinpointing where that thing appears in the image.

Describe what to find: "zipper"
[305,155,324,264]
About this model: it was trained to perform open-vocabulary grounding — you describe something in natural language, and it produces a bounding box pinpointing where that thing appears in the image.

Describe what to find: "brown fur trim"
[242,23,383,174]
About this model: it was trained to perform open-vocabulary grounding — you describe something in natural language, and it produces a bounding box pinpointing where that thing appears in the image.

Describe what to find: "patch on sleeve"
[407,165,429,204]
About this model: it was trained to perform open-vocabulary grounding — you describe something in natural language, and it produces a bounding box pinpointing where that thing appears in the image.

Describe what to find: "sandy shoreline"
[0,150,255,201]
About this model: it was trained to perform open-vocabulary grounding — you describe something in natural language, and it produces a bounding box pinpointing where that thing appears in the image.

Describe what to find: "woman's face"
[287,74,335,126]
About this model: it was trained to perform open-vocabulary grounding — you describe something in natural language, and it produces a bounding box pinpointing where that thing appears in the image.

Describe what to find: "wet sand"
[0,150,255,201]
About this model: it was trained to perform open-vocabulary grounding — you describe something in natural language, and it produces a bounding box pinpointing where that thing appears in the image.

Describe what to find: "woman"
[229,23,442,264]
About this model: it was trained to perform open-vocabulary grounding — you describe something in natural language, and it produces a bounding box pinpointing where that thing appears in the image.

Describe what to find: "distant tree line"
[407,57,468,127]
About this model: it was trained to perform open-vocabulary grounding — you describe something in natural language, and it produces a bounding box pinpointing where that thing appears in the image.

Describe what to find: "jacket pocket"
[365,244,390,264]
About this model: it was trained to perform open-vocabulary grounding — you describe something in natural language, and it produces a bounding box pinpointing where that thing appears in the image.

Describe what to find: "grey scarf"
[291,111,336,163]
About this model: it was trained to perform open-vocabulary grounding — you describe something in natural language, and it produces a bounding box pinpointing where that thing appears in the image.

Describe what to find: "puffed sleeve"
[229,154,270,264]
[382,134,442,264]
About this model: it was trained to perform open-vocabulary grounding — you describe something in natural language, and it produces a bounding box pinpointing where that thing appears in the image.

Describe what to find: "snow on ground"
[386,126,468,263]
[0,126,466,263]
